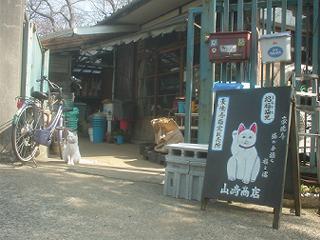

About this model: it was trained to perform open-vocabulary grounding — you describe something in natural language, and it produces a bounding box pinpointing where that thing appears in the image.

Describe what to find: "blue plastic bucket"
[91,115,106,126]
[115,135,124,144]
[92,126,105,143]
[92,121,105,127]
[91,115,106,143]
[177,101,185,113]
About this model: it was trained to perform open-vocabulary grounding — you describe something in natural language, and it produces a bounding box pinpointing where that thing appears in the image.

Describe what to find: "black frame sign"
[201,86,300,229]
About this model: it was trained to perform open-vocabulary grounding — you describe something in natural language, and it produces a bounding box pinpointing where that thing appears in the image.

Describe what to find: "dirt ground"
[0,139,319,240]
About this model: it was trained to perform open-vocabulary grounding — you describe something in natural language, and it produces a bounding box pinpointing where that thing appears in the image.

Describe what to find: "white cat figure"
[227,123,260,184]
[63,131,81,165]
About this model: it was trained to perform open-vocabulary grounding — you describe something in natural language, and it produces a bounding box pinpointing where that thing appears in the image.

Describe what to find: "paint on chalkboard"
[227,122,261,184]
[261,92,276,124]
[211,97,230,151]
[203,87,292,207]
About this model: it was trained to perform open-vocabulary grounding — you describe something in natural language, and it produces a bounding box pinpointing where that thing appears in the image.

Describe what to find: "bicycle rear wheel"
[12,104,43,162]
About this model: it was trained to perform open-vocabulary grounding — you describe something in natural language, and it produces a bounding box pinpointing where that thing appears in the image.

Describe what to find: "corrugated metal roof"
[41,25,138,51]
[100,0,193,25]
[42,0,194,51]
[87,14,187,50]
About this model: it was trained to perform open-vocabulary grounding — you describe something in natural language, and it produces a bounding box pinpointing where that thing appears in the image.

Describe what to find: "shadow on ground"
[0,137,319,240]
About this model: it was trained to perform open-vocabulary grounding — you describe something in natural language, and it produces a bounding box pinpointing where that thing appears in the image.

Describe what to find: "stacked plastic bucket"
[64,107,79,131]
[91,114,106,143]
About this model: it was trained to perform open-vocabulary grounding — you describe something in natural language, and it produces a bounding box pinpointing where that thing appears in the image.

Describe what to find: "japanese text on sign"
[261,115,289,178]
[279,116,288,141]
[220,183,261,199]
[261,93,276,124]
[212,97,230,151]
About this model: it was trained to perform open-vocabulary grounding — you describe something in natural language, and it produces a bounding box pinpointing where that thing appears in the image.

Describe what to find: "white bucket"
[88,128,93,142]
[259,32,291,63]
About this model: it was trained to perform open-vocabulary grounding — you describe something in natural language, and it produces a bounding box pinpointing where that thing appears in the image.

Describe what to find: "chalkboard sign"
[202,86,300,229]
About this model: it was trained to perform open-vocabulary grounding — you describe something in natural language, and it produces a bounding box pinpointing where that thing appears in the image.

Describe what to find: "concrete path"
[0,139,319,240]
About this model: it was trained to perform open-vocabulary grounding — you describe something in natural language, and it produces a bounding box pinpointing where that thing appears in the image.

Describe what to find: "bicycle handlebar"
[36,76,60,90]
[70,76,82,91]
[36,76,82,92]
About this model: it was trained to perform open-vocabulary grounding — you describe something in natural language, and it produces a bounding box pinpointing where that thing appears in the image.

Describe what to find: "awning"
[41,25,139,51]
[88,14,187,50]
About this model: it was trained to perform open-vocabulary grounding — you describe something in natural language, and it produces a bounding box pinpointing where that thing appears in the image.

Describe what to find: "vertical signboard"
[202,87,300,229]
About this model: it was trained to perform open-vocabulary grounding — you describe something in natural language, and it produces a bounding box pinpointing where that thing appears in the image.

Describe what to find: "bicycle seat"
[31,91,48,101]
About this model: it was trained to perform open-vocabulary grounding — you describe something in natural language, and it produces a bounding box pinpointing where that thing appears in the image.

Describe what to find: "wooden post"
[273,207,282,229]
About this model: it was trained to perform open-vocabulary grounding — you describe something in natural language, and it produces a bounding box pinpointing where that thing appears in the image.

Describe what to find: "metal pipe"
[237,0,244,83]
[271,6,276,86]
[295,0,303,77]
[112,48,116,101]
[280,0,287,86]
[221,0,229,83]
[265,0,272,87]
[250,0,258,88]
[312,0,319,74]
[260,7,265,86]
[185,8,199,143]
[312,0,320,175]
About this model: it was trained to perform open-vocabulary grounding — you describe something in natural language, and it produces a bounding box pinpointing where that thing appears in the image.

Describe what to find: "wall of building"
[0,0,25,158]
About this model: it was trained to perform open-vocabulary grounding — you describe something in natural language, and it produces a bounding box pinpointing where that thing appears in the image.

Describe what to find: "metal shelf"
[174,112,199,117]
[296,105,320,112]
[179,126,199,130]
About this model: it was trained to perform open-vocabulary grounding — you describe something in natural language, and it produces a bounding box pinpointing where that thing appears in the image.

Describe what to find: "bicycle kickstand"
[32,158,38,168]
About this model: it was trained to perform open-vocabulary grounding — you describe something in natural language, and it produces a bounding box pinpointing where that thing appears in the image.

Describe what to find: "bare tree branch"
[26,0,132,35]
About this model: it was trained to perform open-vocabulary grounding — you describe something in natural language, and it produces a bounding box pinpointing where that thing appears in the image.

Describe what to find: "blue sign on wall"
[268,46,284,58]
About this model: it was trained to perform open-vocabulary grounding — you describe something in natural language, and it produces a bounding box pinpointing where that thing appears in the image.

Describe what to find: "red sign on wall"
[208,31,251,63]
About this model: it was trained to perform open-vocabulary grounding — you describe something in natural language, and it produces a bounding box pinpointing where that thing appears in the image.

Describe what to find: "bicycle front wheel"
[12,104,43,162]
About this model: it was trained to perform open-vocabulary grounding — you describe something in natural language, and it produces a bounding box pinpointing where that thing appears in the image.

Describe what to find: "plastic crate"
[189,161,206,201]
[164,170,189,199]
[164,159,189,199]
[164,143,208,201]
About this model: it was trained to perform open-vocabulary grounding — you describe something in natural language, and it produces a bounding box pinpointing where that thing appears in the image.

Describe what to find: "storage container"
[259,32,291,63]
[164,143,208,201]
[115,135,124,144]
[189,161,206,201]
[91,114,106,143]
[74,102,87,122]
[164,160,190,199]
[119,119,128,130]
[64,107,79,131]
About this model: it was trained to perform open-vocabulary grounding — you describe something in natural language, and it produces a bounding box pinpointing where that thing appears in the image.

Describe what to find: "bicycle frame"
[12,75,81,162]
[13,97,64,147]
[33,103,64,146]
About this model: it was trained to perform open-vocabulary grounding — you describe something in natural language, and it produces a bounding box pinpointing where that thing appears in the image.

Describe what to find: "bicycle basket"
[34,129,52,146]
